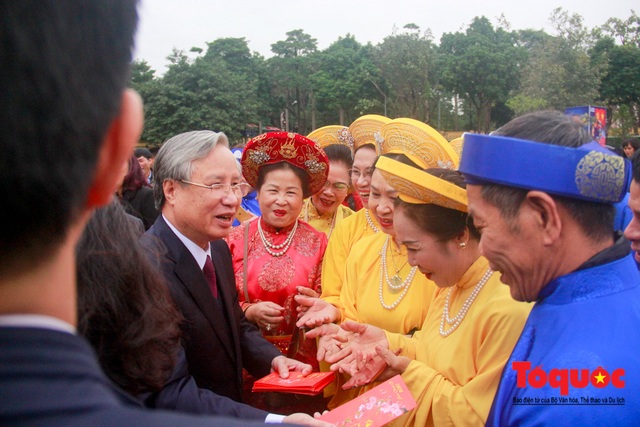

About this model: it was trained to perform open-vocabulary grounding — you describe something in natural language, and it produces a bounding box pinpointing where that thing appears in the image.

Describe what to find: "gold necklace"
[388,244,408,289]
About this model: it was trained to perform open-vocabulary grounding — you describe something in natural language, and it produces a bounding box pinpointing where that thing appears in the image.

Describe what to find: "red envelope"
[342,354,387,389]
[319,375,417,427]
[252,371,336,395]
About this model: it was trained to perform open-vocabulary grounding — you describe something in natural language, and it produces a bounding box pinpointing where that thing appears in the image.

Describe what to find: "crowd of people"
[2,2,640,427]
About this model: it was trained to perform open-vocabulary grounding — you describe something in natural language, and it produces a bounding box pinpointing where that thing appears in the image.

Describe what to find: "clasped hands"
[305,321,411,389]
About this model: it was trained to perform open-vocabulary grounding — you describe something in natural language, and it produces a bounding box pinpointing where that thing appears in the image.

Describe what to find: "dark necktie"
[202,255,218,298]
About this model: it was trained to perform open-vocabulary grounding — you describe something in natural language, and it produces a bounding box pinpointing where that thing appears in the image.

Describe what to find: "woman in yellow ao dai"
[297,117,452,327]
[328,161,532,426]
[340,162,433,332]
[308,117,388,320]
[299,143,355,240]
[324,154,437,409]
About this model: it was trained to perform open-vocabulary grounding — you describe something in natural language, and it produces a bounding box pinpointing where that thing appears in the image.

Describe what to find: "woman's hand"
[325,321,389,365]
[296,285,319,299]
[245,301,284,330]
[305,323,347,362]
[295,295,340,327]
[372,346,411,382]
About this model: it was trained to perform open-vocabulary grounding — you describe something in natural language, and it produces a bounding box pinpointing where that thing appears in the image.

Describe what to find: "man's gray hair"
[153,130,229,209]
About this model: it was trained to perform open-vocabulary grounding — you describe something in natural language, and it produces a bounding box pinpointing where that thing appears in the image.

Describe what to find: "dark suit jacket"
[0,327,280,426]
[142,347,268,420]
[120,186,159,230]
[142,216,281,402]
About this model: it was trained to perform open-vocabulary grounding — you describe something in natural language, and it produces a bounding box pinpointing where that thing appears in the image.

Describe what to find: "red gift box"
[252,371,336,396]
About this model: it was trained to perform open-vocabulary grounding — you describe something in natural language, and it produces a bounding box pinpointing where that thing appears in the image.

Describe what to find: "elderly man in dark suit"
[0,2,292,426]
[142,130,313,404]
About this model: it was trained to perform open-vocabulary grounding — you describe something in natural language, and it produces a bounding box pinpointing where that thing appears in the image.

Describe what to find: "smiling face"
[162,143,241,248]
[351,145,377,207]
[467,184,545,302]
[368,169,398,237]
[257,167,304,230]
[394,207,460,287]
[310,160,350,216]
[624,180,640,263]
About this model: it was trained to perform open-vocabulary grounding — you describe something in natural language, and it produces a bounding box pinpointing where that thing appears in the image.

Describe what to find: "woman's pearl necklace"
[365,209,380,233]
[379,235,417,310]
[439,267,493,337]
[257,218,298,257]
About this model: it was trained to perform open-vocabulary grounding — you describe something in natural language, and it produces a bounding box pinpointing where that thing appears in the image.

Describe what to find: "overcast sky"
[135,0,637,74]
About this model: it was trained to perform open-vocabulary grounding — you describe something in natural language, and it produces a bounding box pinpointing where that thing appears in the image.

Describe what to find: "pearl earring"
[459,242,467,249]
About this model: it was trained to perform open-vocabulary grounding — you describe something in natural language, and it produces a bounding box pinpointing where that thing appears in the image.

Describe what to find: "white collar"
[163,214,212,269]
[0,314,76,334]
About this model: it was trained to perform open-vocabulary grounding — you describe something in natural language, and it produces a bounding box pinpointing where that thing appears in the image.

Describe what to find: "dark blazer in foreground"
[143,347,268,420]
[142,216,281,402]
[0,327,279,427]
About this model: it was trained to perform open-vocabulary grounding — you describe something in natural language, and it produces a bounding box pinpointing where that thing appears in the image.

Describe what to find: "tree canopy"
[130,9,640,144]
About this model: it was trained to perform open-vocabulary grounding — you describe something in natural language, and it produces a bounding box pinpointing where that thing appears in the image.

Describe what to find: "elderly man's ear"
[86,89,144,209]
[524,190,562,246]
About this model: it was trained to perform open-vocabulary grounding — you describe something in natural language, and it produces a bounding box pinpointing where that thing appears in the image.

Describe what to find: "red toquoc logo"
[513,361,625,396]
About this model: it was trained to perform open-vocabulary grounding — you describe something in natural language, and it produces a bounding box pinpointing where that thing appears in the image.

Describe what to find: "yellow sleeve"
[385,331,419,360]
[320,220,350,320]
[339,243,361,323]
[399,303,530,427]
[399,359,500,426]
[313,232,328,294]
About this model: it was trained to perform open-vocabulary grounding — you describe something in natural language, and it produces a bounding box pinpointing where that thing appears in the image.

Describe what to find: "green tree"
[204,37,254,72]
[129,60,163,144]
[508,36,601,115]
[130,59,156,86]
[373,24,436,122]
[203,38,276,134]
[268,30,318,134]
[599,11,640,46]
[549,7,593,49]
[310,35,378,126]
[134,43,262,144]
[439,17,524,132]
[507,9,603,117]
[592,37,640,133]
[593,11,640,133]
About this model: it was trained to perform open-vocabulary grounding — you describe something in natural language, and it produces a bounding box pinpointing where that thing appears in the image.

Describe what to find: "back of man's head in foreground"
[0,1,139,278]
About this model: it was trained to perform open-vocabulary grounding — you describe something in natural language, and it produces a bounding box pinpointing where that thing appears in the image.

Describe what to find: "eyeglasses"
[322,179,350,192]
[180,180,252,197]
[350,167,373,180]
